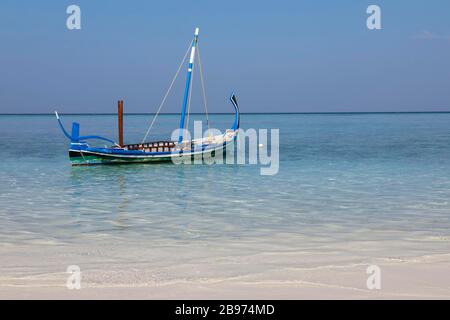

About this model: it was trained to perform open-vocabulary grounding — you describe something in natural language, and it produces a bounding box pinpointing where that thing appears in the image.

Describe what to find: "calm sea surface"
[1,113,450,271]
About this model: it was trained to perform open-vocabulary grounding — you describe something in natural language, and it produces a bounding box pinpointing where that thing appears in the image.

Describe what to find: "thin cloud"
[411,30,450,41]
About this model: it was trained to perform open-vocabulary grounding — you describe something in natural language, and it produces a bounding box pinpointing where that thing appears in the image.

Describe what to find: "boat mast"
[118,100,124,147]
[178,27,199,143]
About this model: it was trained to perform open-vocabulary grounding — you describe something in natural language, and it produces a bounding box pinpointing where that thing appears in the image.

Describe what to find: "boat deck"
[122,141,176,153]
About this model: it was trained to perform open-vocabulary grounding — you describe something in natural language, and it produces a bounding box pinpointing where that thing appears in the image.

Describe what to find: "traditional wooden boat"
[56,28,240,165]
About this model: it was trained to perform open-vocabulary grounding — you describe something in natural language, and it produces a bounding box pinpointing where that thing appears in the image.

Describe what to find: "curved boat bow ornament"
[55,111,117,145]
[230,93,240,131]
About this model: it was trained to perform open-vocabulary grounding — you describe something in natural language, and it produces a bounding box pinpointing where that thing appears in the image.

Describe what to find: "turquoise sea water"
[0,113,450,274]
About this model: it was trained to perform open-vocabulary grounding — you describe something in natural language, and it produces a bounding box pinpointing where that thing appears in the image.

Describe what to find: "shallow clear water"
[0,113,449,265]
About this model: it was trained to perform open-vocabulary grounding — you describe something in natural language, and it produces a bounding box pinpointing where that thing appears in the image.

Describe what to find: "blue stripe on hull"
[68,139,234,166]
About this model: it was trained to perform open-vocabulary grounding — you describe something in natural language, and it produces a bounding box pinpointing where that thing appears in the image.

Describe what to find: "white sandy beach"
[1,237,449,299]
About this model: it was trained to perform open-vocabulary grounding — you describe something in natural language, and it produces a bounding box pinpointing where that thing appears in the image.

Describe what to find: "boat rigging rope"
[197,44,210,130]
[141,40,193,143]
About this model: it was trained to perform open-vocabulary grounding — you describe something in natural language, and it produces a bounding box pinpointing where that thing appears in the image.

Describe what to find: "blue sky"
[0,0,449,113]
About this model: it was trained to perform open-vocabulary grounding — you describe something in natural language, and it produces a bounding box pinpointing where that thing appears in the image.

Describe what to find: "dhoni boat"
[55,27,240,165]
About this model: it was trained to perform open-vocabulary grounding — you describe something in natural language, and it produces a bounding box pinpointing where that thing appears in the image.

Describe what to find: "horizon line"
[2,111,450,116]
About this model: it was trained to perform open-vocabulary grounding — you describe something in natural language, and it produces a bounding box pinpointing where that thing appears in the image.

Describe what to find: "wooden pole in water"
[118,100,123,147]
